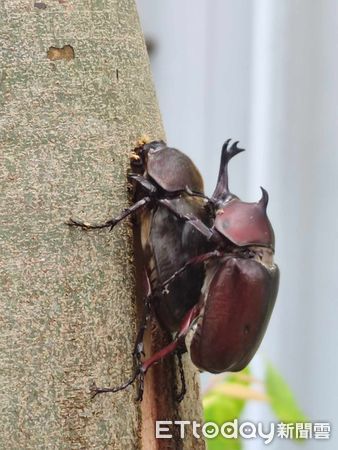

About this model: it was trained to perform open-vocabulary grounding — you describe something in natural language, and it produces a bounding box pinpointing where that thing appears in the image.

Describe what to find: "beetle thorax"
[247,246,275,270]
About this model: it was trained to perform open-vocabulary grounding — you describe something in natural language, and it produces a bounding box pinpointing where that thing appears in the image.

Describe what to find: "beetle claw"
[109,219,118,231]
[89,381,100,399]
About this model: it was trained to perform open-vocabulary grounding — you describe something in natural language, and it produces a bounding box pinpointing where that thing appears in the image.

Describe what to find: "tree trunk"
[0,1,205,449]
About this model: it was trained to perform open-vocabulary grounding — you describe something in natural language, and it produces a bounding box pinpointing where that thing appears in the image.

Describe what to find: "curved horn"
[211,140,245,203]
[258,187,269,210]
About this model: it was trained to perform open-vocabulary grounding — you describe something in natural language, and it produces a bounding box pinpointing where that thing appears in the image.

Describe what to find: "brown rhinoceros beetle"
[178,140,280,373]
[68,138,279,400]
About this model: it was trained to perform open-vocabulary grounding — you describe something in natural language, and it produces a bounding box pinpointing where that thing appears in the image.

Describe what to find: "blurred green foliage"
[202,362,307,450]
[265,363,308,424]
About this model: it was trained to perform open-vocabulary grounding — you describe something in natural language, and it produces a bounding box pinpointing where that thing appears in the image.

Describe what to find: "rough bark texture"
[0,1,205,449]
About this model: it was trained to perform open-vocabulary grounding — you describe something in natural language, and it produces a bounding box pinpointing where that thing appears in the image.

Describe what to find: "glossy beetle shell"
[190,255,279,373]
[142,140,204,193]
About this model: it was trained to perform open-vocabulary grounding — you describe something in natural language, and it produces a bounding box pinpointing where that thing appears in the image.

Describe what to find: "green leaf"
[203,368,251,423]
[265,362,308,423]
[203,369,251,450]
[203,392,246,423]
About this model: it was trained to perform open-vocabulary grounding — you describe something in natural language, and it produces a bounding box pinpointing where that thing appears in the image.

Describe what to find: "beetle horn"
[211,140,245,204]
[258,187,269,210]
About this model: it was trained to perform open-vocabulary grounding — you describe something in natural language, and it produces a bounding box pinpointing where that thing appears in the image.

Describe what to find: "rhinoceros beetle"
[68,138,279,401]
[68,139,212,399]
[164,140,280,374]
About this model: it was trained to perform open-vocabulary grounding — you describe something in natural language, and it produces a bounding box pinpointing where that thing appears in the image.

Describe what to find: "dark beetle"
[68,138,211,399]
[131,140,211,333]
[68,138,279,399]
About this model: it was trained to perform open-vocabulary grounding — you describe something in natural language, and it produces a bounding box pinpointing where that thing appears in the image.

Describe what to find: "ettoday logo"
[155,420,331,443]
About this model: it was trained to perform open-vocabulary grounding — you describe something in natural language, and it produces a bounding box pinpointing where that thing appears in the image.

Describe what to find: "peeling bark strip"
[0,1,204,449]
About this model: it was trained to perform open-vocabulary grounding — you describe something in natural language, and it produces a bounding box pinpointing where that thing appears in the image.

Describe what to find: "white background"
[137,1,338,449]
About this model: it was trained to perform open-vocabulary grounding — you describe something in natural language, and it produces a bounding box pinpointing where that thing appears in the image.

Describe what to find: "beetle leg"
[132,301,151,363]
[156,250,222,294]
[184,185,213,203]
[67,196,152,230]
[132,272,153,364]
[128,173,158,194]
[137,303,200,382]
[90,370,141,399]
[90,304,201,401]
[158,198,216,240]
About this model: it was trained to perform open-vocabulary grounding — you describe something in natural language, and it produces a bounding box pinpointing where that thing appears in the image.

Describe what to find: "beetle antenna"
[211,139,245,204]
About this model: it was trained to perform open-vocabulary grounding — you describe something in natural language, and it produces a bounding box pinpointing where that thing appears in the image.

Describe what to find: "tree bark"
[0,1,205,449]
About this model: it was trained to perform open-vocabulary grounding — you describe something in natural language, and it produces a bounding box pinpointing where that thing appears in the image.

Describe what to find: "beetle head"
[133,140,166,165]
[141,140,167,157]
[212,140,275,249]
